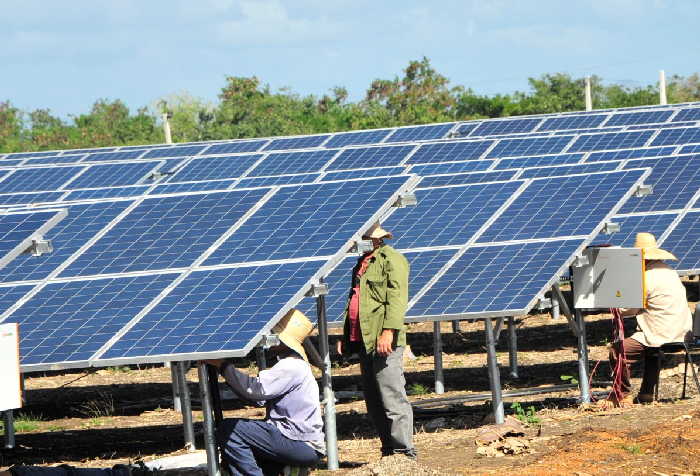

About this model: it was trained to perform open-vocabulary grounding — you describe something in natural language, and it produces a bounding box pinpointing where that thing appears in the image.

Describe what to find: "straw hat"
[362,222,393,240]
[271,309,313,362]
[633,232,677,260]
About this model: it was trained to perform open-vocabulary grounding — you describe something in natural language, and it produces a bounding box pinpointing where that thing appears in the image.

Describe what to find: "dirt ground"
[1,294,699,476]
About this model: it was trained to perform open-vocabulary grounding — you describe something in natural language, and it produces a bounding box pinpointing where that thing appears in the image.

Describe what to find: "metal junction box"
[573,247,645,309]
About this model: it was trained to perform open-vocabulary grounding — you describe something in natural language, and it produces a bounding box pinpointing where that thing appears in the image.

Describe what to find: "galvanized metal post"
[255,347,267,370]
[176,362,196,451]
[451,320,460,333]
[507,316,518,379]
[484,318,505,424]
[433,321,445,394]
[659,70,668,105]
[3,410,15,449]
[198,363,221,476]
[585,76,593,111]
[575,309,592,403]
[316,285,339,470]
[551,290,560,319]
[171,364,182,412]
[162,113,173,144]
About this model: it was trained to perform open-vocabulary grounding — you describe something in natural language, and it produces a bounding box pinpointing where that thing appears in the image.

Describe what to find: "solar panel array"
[0,209,67,271]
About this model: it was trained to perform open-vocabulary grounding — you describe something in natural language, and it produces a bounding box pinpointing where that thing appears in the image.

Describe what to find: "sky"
[2,0,699,118]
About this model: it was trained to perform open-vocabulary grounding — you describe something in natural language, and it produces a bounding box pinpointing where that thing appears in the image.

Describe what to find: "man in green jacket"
[336,222,415,458]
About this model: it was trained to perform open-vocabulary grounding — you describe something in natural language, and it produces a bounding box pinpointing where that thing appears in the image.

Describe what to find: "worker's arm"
[203,359,297,403]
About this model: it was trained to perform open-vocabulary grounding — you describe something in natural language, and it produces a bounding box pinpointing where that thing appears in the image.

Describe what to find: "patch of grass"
[560,374,579,385]
[407,383,431,395]
[47,425,66,432]
[511,402,540,425]
[13,412,44,433]
[106,366,131,373]
[75,390,115,418]
[619,443,642,454]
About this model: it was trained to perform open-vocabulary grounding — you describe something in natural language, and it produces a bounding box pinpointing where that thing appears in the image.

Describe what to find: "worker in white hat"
[336,222,416,458]
[204,309,325,476]
[604,232,692,407]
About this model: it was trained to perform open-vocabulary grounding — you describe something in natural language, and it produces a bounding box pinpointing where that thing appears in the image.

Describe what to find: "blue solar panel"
[326,145,414,170]
[680,144,700,154]
[471,118,541,136]
[627,122,698,131]
[586,146,676,162]
[0,210,65,269]
[324,130,392,148]
[203,140,268,155]
[494,153,584,169]
[385,123,455,143]
[0,160,25,167]
[487,136,573,159]
[23,154,86,166]
[205,175,412,265]
[605,110,673,126]
[11,274,176,366]
[1,201,133,283]
[321,167,404,182]
[263,135,330,151]
[477,169,647,242]
[569,130,654,152]
[661,210,700,272]
[620,155,700,213]
[62,147,117,154]
[61,189,269,277]
[64,186,151,201]
[167,154,262,182]
[407,239,583,318]
[550,127,624,135]
[0,192,64,206]
[100,261,322,360]
[142,145,207,159]
[83,150,146,162]
[651,127,700,146]
[672,108,700,122]
[518,161,621,179]
[248,150,337,177]
[0,285,33,315]
[407,140,494,164]
[67,162,161,189]
[0,166,84,193]
[455,123,479,137]
[234,173,320,189]
[5,151,61,159]
[537,115,607,131]
[409,160,493,176]
[417,170,519,187]
[385,181,523,249]
[591,213,678,247]
[150,180,236,195]
[120,144,165,151]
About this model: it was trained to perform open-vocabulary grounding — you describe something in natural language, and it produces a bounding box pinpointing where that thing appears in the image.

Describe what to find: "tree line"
[2,57,699,153]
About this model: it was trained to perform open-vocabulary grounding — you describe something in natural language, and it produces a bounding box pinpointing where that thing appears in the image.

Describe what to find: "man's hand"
[336,339,344,356]
[201,359,224,368]
[376,329,394,356]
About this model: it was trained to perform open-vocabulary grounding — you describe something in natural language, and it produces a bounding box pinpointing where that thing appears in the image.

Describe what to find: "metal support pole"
[507,316,518,379]
[208,366,224,426]
[316,285,339,470]
[198,363,221,476]
[3,410,15,449]
[162,113,173,144]
[433,321,445,394]
[575,309,591,403]
[255,347,267,370]
[451,320,460,333]
[659,70,668,105]
[176,362,196,451]
[585,76,593,111]
[484,318,504,424]
[551,286,561,319]
[171,364,182,412]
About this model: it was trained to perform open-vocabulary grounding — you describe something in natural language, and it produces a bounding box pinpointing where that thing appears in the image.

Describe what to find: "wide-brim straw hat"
[362,222,393,240]
[271,309,313,362]
[634,232,677,260]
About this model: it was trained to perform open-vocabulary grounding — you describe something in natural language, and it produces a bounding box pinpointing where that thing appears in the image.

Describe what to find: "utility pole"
[585,76,592,111]
[659,70,668,105]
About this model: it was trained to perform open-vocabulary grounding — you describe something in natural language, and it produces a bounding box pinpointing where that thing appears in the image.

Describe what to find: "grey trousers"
[358,345,415,456]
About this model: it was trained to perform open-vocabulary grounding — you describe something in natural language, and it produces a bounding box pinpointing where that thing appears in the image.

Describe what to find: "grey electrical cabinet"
[573,247,645,309]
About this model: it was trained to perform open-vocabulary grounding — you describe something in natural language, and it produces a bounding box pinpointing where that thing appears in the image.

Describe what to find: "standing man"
[336,222,415,458]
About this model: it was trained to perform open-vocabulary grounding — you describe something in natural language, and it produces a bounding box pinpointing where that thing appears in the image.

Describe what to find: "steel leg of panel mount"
[171,364,182,412]
[316,290,339,471]
[551,293,560,319]
[198,363,221,476]
[507,316,518,379]
[484,317,505,424]
[452,320,461,333]
[575,309,591,403]
[176,362,196,451]
[433,321,445,394]
[3,410,15,449]
[255,346,267,371]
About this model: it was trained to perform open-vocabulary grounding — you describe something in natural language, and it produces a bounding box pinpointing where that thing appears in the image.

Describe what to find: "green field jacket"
[342,244,410,355]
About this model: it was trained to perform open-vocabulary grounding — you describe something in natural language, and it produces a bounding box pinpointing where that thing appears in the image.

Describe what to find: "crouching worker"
[203,309,325,476]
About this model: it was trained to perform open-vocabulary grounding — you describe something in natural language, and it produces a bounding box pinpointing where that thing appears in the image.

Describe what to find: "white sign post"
[0,323,21,412]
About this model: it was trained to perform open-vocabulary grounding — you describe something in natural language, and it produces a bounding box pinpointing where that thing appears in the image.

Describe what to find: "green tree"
[0,101,25,152]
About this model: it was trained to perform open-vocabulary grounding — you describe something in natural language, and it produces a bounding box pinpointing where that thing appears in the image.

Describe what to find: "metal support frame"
[315,282,339,471]
[171,364,182,412]
[208,365,224,426]
[176,362,196,451]
[198,363,221,476]
[451,320,461,333]
[507,316,518,379]
[575,308,591,403]
[255,347,267,370]
[550,286,561,319]
[3,410,15,449]
[484,317,504,424]
[433,321,445,394]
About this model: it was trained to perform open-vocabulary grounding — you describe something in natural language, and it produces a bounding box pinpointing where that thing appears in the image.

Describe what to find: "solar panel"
[476,169,649,242]
[455,123,479,137]
[680,144,700,154]
[325,145,414,170]
[5,151,62,159]
[141,145,207,159]
[23,155,86,166]
[518,161,621,179]
[406,239,584,320]
[493,153,584,169]
[248,150,337,177]
[167,154,262,182]
[0,192,65,207]
[406,140,494,164]
[585,146,676,162]
[203,140,268,155]
[660,210,700,273]
[1,201,133,283]
[61,147,117,154]
[591,212,679,247]
[651,127,700,146]
[324,129,392,148]
[0,166,84,193]
[0,285,34,315]
[408,160,493,176]
[321,167,405,182]
[64,186,151,201]
[604,110,673,126]
[486,136,573,159]
[0,210,67,271]
[67,162,162,189]
[471,118,542,136]
[619,155,700,213]
[385,123,455,143]
[627,122,699,131]
[672,108,700,122]
[204,175,414,265]
[8,273,177,367]
[417,170,519,187]
[82,150,146,162]
[263,134,330,151]
[60,189,269,277]
[385,181,524,249]
[150,180,236,195]
[550,127,623,135]
[568,130,654,152]
[0,160,26,167]
[537,114,607,131]
[234,173,320,189]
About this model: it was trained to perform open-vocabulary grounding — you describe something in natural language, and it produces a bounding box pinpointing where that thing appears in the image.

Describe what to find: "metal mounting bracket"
[393,192,418,208]
[634,184,653,197]
[306,283,329,297]
[257,334,281,349]
[23,238,53,257]
[602,222,620,234]
[350,240,374,255]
